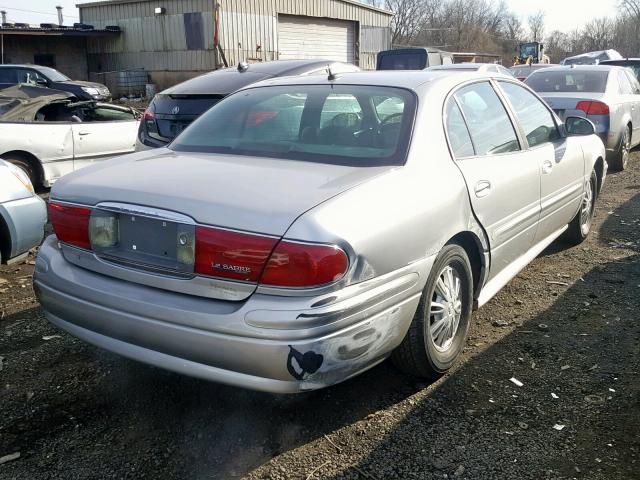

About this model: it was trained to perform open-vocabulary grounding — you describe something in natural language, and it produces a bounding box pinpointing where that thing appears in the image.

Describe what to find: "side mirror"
[565,116,595,136]
[35,78,47,86]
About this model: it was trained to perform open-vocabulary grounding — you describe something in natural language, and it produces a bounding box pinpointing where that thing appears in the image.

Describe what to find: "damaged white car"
[0,84,140,188]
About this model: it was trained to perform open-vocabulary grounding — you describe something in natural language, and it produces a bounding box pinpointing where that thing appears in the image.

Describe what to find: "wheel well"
[0,212,10,263]
[0,150,44,187]
[594,156,604,195]
[447,232,484,301]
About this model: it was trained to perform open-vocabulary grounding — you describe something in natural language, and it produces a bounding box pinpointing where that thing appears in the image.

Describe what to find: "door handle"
[474,180,492,198]
[542,159,554,174]
[78,131,91,136]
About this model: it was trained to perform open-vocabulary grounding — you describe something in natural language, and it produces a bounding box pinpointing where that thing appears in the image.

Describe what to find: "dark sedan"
[0,64,111,101]
[136,59,360,150]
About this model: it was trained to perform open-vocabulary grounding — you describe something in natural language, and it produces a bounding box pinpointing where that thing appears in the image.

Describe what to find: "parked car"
[0,84,140,188]
[525,65,640,170]
[35,70,606,393]
[561,49,623,66]
[600,58,640,82]
[0,159,47,264]
[427,63,513,76]
[376,47,453,71]
[510,63,558,81]
[0,64,111,101]
[137,60,360,150]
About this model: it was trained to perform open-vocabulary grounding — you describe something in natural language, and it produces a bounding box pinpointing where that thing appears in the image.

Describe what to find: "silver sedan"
[525,65,640,171]
[34,71,606,393]
[0,159,47,264]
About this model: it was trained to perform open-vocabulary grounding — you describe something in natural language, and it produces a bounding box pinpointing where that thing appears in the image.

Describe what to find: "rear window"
[377,52,427,70]
[171,85,416,166]
[525,70,609,93]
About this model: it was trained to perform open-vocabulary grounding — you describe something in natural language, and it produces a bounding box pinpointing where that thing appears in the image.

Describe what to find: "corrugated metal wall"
[82,0,391,73]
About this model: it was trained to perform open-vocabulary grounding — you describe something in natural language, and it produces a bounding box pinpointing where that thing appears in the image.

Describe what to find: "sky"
[0,0,621,32]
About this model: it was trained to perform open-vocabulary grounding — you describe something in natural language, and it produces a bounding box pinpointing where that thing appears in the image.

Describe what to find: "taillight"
[142,105,158,135]
[142,106,155,121]
[194,226,278,282]
[576,101,609,116]
[48,202,91,250]
[260,241,348,288]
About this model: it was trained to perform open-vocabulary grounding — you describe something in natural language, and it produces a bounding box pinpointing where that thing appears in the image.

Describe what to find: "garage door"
[278,15,355,63]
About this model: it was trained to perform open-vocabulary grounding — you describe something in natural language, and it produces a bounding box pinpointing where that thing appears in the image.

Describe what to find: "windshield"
[520,44,538,57]
[525,70,608,93]
[35,67,70,82]
[171,84,416,166]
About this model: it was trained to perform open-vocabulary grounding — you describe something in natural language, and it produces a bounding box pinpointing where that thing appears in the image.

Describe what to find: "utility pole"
[56,6,63,26]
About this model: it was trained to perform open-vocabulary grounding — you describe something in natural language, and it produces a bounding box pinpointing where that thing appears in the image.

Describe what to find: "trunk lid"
[538,92,608,120]
[52,148,392,236]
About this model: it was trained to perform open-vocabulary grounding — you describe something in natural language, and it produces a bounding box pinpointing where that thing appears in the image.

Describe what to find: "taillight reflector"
[48,202,92,250]
[194,226,278,282]
[260,241,348,288]
[576,100,609,116]
[142,107,155,121]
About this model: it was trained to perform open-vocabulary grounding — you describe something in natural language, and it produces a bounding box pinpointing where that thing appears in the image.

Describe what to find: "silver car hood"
[51,148,393,235]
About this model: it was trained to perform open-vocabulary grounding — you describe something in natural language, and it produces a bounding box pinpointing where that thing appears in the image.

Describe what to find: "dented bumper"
[34,236,429,393]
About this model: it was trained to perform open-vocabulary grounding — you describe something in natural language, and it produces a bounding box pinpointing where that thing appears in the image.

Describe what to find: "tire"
[391,244,473,380]
[1,155,38,189]
[610,125,631,172]
[565,168,597,245]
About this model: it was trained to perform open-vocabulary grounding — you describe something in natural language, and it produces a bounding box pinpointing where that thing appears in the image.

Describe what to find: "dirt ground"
[1,154,639,480]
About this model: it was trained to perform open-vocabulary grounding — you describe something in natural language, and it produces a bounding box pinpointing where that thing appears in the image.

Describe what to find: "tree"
[528,10,545,42]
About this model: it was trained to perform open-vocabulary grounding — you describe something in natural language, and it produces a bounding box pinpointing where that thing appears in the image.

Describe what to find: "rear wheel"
[610,126,631,172]
[392,244,473,380]
[566,168,597,245]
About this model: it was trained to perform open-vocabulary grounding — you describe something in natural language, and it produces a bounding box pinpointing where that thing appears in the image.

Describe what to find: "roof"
[0,26,119,36]
[562,49,623,63]
[77,0,393,15]
[161,60,359,95]
[243,70,508,92]
[538,65,619,72]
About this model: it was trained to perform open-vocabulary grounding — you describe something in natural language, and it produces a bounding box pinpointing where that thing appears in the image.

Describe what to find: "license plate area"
[92,211,195,275]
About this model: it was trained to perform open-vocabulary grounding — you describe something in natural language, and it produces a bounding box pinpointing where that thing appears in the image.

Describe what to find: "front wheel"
[392,244,473,380]
[565,168,597,245]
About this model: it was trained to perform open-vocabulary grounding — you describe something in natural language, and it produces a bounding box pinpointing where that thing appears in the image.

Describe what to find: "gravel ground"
[1,154,639,480]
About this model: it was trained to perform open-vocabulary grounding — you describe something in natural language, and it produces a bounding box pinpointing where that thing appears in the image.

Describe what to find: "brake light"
[142,107,155,121]
[576,101,609,116]
[48,202,91,250]
[260,241,348,288]
[194,226,278,282]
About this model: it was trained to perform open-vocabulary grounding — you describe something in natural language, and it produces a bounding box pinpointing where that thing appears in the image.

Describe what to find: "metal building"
[77,0,393,91]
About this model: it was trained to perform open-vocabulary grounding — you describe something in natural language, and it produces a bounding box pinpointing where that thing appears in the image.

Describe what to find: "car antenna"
[327,65,338,81]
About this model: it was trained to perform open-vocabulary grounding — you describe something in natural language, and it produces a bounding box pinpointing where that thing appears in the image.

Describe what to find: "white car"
[0,85,140,188]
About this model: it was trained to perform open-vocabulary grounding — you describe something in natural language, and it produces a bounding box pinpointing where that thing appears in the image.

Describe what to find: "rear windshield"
[377,52,427,70]
[525,70,609,93]
[510,66,545,77]
[171,84,416,166]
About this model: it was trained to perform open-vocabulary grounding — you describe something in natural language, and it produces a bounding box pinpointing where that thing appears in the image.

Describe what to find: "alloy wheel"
[429,265,463,353]
[580,175,595,234]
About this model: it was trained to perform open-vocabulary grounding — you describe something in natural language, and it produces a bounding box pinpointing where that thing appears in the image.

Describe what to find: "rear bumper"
[34,236,428,392]
[0,194,46,261]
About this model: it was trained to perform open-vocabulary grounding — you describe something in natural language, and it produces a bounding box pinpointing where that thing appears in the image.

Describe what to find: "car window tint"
[171,85,416,167]
[454,82,520,156]
[617,71,634,95]
[499,81,560,148]
[526,70,608,93]
[445,99,474,158]
[626,70,640,94]
[0,68,17,83]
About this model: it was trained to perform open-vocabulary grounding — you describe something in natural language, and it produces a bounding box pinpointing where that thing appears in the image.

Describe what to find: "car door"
[622,69,640,145]
[72,111,139,171]
[445,81,541,280]
[497,80,585,245]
